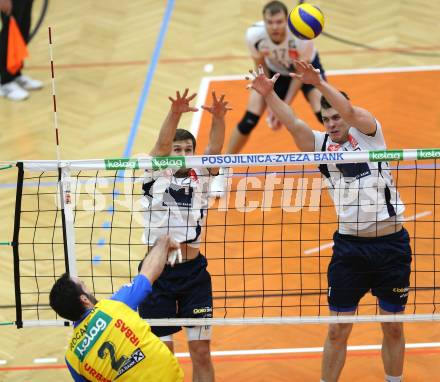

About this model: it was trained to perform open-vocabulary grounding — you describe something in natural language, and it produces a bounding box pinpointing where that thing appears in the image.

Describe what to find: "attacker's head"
[49,273,97,321]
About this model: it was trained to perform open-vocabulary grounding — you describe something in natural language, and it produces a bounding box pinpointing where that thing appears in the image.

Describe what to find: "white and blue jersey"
[246,21,316,76]
[313,120,405,234]
[141,168,210,248]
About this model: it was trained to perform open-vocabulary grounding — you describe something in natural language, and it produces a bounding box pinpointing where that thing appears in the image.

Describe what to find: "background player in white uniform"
[139,89,230,382]
[210,0,326,197]
[246,61,411,382]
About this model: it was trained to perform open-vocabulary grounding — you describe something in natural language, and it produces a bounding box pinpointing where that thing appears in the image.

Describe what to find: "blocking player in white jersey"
[247,61,411,382]
[210,1,327,197]
[139,89,230,382]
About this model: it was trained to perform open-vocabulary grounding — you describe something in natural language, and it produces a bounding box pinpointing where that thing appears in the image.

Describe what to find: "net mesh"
[11,153,440,326]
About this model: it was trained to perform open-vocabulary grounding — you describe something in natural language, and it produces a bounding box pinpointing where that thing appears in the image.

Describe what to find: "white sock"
[385,375,402,382]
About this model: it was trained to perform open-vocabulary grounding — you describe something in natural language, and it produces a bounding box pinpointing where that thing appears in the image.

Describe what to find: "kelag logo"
[369,150,403,162]
[417,149,440,160]
[104,158,139,170]
[74,311,112,361]
[152,156,185,170]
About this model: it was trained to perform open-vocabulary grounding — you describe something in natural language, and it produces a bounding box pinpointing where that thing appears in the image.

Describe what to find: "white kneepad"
[159,334,173,342]
[185,325,212,341]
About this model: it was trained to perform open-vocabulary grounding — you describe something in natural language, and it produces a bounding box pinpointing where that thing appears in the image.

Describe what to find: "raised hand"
[164,236,182,266]
[245,65,280,97]
[141,235,182,282]
[201,91,232,118]
[168,88,198,114]
[289,60,321,86]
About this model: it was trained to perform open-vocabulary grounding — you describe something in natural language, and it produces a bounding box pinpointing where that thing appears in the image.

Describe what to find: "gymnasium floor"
[0,1,439,381]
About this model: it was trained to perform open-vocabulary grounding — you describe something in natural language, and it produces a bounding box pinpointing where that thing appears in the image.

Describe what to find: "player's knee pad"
[237,111,260,135]
[185,325,212,341]
[315,111,323,124]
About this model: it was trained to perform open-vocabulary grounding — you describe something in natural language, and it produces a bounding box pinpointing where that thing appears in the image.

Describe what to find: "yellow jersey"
[65,275,183,381]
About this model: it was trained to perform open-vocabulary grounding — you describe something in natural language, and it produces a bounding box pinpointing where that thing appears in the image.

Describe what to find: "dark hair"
[263,1,288,17]
[49,273,87,321]
[174,129,196,151]
[320,91,350,110]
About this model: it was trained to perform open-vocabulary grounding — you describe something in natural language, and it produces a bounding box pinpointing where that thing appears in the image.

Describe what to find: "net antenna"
[48,26,77,277]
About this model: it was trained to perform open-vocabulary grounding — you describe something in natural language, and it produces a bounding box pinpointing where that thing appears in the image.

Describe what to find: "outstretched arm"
[291,60,376,135]
[266,77,303,130]
[246,66,315,152]
[201,91,231,175]
[149,89,198,156]
[112,236,181,311]
[140,235,180,284]
[202,91,231,155]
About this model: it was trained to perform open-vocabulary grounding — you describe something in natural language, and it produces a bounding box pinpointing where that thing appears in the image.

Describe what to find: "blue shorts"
[269,53,327,100]
[328,228,412,313]
[138,254,213,337]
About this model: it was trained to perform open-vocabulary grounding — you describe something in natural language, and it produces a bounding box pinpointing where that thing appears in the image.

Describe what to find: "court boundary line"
[190,65,440,137]
[176,341,440,357]
[24,48,440,72]
[1,342,439,371]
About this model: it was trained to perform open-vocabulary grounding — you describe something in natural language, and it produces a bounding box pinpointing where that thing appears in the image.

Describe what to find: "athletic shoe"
[15,75,43,90]
[0,82,29,101]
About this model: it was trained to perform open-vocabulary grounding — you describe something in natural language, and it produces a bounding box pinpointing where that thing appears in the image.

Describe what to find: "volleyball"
[288,4,325,40]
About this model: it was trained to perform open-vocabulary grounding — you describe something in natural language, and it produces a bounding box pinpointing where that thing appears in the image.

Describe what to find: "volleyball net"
[6,148,440,328]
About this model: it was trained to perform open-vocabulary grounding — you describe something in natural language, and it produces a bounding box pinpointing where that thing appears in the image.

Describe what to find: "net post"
[12,163,24,329]
[59,165,77,277]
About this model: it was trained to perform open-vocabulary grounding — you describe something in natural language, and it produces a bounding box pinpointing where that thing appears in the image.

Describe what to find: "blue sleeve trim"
[66,359,90,382]
[110,274,152,311]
